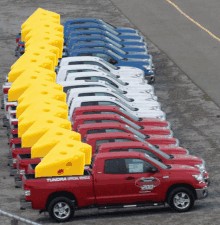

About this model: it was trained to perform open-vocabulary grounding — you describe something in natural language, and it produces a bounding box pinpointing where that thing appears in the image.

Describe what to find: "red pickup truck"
[71,105,171,128]
[72,114,172,135]
[83,132,179,155]
[20,152,208,222]
[77,122,172,140]
[13,138,188,188]
[14,138,191,189]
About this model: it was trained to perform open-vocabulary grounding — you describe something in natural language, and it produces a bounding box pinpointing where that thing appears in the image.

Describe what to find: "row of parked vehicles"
[3,16,209,223]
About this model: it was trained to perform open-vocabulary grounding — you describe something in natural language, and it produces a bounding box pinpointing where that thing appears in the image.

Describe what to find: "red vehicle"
[98,142,189,155]
[72,105,170,128]
[10,143,31,173]
[13,131,177,180]
[9,125,20,147]
[97,142,210,185]
[72,114,172,135]
[83,132,179,155]
[20,152,208,222]
[14,141,189,188]
[77,122,172,140]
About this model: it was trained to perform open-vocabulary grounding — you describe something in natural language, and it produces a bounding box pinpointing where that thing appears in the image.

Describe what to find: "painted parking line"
[167,0,220,42]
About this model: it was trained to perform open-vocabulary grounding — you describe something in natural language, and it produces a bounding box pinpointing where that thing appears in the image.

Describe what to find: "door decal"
[135,177,160,191]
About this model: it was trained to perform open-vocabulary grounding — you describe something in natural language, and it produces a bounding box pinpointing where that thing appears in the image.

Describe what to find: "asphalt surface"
[0,0,220,224]
[110,0,220,107]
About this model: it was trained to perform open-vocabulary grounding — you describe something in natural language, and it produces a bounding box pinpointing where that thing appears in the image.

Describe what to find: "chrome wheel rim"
[53,202,70,219]
[173,192,190,209]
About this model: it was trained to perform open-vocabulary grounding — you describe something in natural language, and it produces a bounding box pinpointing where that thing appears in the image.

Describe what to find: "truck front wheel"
[168,187,195,212]
[48,197,75,222]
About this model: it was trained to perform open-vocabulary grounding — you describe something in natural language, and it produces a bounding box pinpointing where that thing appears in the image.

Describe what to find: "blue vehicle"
[15,40,25,57]
[65,35,147,53]
[65,24,142,42]
[63,18,138,37]
[65,30,145,48]
[69,42,150,60]
[16,33,21,43]
[69,48,155,83]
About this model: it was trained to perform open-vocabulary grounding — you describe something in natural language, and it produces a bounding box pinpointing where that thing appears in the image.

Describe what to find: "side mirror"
[148,167,158,173]
[109,58,117,65]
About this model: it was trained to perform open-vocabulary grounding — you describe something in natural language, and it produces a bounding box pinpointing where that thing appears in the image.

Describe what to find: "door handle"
[125,177,135,180]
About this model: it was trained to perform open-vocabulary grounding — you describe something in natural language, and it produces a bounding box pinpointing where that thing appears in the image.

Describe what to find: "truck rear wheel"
[48,197,75,222]
[168,187,195,212]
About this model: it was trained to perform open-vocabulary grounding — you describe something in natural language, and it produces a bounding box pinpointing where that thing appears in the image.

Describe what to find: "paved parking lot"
[0,0,220,224]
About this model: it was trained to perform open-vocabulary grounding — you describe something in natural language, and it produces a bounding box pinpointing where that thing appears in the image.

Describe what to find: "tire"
[48,197,75,223]
[167,187,195,212]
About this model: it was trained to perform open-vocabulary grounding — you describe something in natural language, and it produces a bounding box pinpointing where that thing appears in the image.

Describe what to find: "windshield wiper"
[169,154,174,159]
[166,165,172,169]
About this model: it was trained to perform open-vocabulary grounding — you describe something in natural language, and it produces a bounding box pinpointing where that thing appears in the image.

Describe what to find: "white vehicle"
[66,87,161,110]
[59,80,156,100]
[68,96,166,121]
[56,64,145,83]
[57,56,146,78]
[60,71,155,95]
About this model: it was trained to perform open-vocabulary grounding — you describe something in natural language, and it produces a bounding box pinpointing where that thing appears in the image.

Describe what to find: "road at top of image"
[0,0,220,224]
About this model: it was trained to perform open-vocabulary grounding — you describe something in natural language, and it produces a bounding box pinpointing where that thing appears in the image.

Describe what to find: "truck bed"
[23,170,91,180]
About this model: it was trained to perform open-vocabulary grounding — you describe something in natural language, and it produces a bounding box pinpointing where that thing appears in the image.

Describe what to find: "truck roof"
[84,132,139,141]
[60,56,105,65]
[95,151,145,160]
[78,122,130,130]
[72,105,142,121]
[98,141,149,151]
[74,113,131,122]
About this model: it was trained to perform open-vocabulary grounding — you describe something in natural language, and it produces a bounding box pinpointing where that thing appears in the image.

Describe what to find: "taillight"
[12,121,18,125]
[3,88,10,94]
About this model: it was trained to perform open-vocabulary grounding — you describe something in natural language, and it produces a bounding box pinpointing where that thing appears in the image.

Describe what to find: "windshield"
[99,58,118,70]
[104,37,122,48]
[120,116,141,129]
[133,136,170,159]
[124,125,146,139]
[111,90,131,102]
[106,74,125,85]
[107,44,126,54]
[114,98,136,111]
[104,82,124,94]
[144,154,168,169]
[107,49,124,60]
[118,108,140,122]
[146,142,170,159]
[105,31,121,41]
[100,25,118,36]
[102,21,116,29]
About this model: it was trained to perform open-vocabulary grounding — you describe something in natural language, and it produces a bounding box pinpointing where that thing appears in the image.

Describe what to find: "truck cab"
[71,106,170,128]
[73,114,171,135]
[65,36,147,56]
[58,57,152,87]
[68,48,154,82]
[98,142,189,155]
[64,18,138,36]
[83,132,179,155]
[70,42,151,60]
[58,69,154,94]
[68,96,166,121]
[65,24,142,42]
[65,29,143,46]
[66,87,160,110]
[77,122,172,140]
[56,64,145,83]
